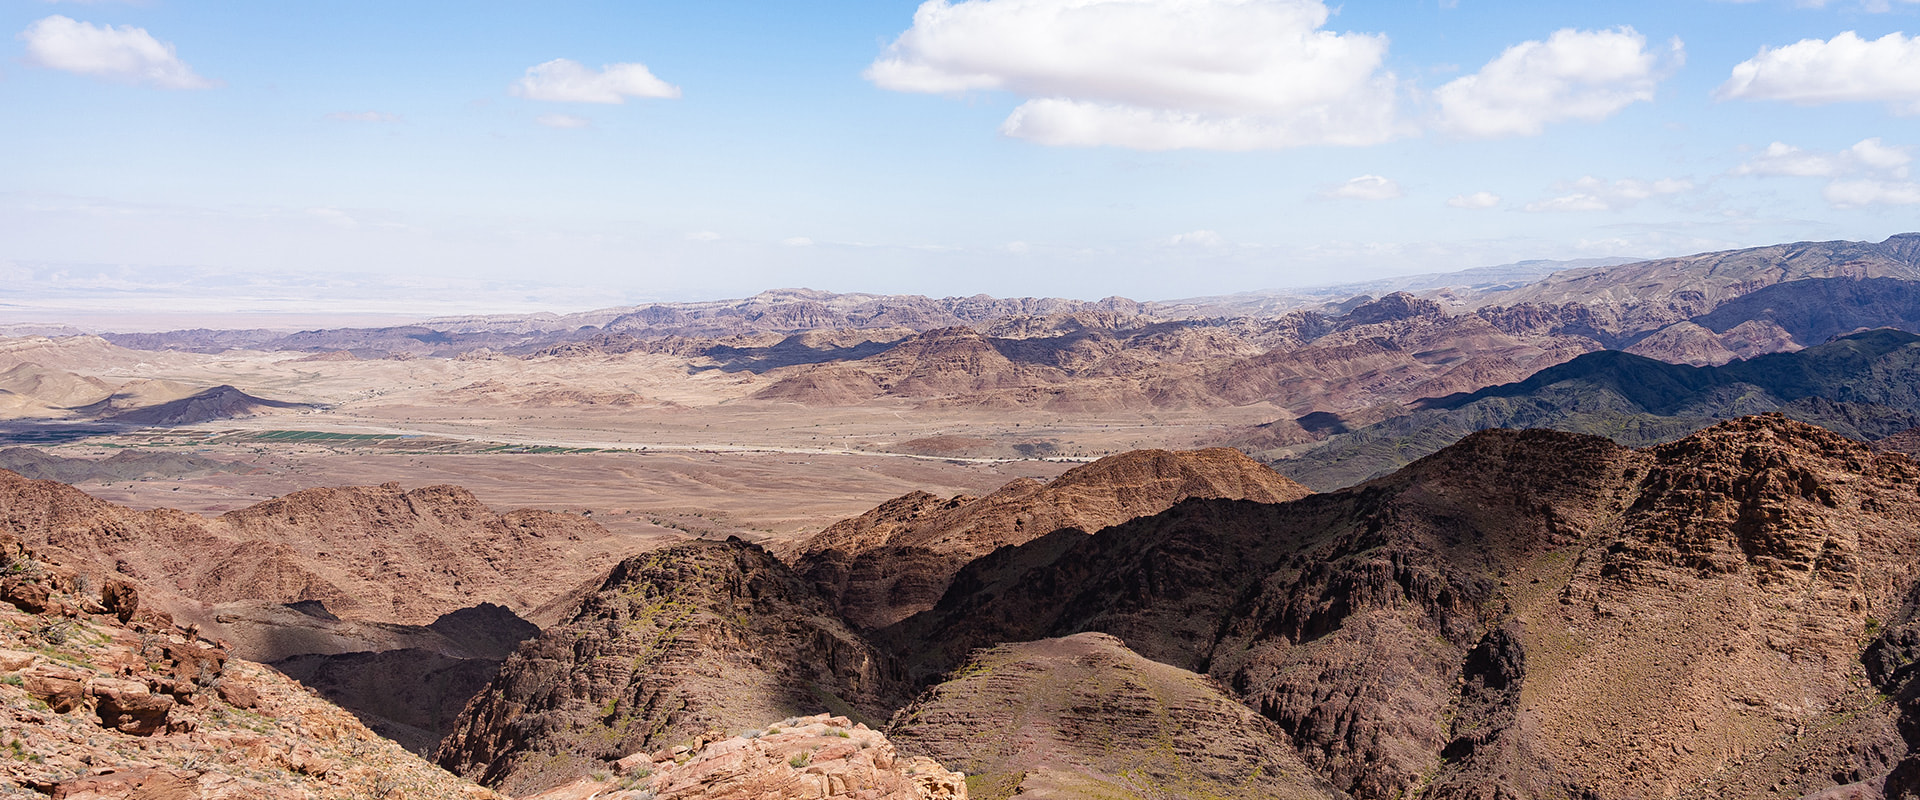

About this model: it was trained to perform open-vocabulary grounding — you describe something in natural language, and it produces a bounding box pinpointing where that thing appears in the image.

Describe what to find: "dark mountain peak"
[95,384,313,426]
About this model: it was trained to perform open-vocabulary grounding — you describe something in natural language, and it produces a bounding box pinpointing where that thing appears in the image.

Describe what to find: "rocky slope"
[0,469,641,763]
[437,538,902,797]
[792,447,1310,629]
[887,632,1340,800]
[526,714,966,800]
[0,471,632,628]
[1280,327,1920,490]
[874,416,1920,799]
[0,530,501,799]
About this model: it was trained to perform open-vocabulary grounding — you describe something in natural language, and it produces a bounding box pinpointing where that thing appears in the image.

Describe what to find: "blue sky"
[4,0,1920,320]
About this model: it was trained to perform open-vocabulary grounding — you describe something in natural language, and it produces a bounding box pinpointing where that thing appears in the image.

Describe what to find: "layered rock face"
[793,447,1310,629]
[0,532,500,799]
[876,416,1920,799]
[528,714,966,800]
[887,632,1339,800]
[438,538,902,797]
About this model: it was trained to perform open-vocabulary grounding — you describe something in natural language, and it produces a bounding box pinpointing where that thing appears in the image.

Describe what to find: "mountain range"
[9,233,1920,799]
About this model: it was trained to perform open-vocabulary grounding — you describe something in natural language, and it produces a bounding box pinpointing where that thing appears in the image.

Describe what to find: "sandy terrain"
[0,336,1271,547]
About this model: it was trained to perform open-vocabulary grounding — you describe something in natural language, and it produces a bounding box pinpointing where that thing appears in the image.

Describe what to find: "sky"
[3,0,1920,323]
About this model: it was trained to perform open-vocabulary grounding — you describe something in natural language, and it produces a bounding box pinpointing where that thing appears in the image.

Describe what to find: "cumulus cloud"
[1718,31,1920,114]
[1733,138,1911,178]
[326,111,399,123]
[1434,27,1679,138]
[1324,175,1403,200]
[1825,179,1920,206]
[17,15,213,89]
[1447,191,1501,209]
[510,58,680,104]
[1734,137,1917,207]
[535,113,591,129]
[866,0,1400,150]
[1525,176,1693,212]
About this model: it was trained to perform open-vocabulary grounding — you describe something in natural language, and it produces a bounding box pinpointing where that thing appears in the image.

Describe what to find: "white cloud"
[510,58,680,104]
[1433,27,1679,138]
[1447,191,1500,209]
[325,111,399,123]
[781,237,815,247]
[1166,230,1226,247]
[1525,176,1693,212]
[1718,32,1920,114]
[867,0,1400,151]
[535,113,591,129]
[1825,178,1920,206]
[685,230,722,242]
[17,15,213,89]
[1733,138,1910,178]
[1324,175,1403,200]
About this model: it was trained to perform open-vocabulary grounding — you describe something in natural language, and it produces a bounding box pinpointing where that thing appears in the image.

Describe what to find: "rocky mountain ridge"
[793,447,1310,629]
[1278,327,1920,490]
[436,415,1920,800]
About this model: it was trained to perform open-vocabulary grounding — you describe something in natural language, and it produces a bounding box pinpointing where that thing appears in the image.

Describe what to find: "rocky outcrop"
[438,538,902,797]
[887,633,1340,800]
[528,714,966,800]
[794,447,1310,629]
[876,416,1920,799]
[0,532,500,799]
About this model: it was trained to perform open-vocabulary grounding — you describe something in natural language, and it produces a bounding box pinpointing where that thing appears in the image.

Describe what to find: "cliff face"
[437,538,902,797]
[793,447,1310,630]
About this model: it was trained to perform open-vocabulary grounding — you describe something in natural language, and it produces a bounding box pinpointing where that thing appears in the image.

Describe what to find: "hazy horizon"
[6,1,1920,322]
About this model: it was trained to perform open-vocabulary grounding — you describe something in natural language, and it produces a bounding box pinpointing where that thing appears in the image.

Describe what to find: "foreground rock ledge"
[527,714,965,800]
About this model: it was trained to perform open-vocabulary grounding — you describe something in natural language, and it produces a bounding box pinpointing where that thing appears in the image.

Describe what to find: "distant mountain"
[1277,327,1920,490]
[0,447,249,483]
[92,384,315,425]
[1474,233,1920,337]
[1689,275,1920,346]
[1153,256,1638,317]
